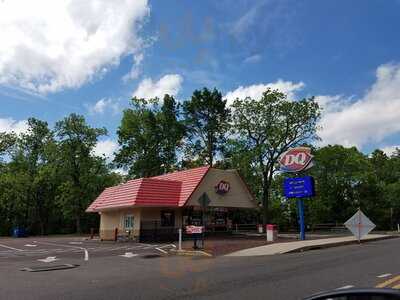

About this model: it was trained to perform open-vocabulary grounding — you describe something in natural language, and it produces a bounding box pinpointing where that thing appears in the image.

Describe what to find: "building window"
[124,215,134,230]
[161,210,175,227]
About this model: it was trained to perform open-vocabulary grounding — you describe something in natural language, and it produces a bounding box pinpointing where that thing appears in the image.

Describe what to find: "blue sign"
[283,176,315,198]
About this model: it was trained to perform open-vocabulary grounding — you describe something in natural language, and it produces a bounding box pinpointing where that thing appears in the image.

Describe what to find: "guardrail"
[311,223,346,232]
[233,224,258,232]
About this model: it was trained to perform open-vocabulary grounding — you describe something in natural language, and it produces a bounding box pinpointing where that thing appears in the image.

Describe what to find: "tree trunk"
[76,215,81,234]
[39,220,45,235]
[207,137,213,167]
[262,174,269,227]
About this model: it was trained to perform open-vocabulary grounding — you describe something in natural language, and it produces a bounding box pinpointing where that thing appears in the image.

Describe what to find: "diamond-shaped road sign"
[344,209,376,241]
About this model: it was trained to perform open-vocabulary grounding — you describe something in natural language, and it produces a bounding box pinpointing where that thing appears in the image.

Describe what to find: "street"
[0,237,399,299]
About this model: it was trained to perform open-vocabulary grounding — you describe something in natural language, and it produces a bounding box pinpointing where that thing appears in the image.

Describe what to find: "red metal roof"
[86,166,210,212]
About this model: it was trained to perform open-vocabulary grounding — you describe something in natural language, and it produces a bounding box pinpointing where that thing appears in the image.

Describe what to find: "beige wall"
[99,207,183,240]
[185,168,256,208]
[99,208,141,240]
[140,207,182,228]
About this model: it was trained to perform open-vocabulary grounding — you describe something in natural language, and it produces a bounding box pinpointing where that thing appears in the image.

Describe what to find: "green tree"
[306,145,393,229]
[183,88,230,166]
[231,89,320,225]
[0,119,58,234]
[19,118,57,234]
[115,95,185,177]
[55,113,110,233]
[309,145,370,224]
[0,132,16,158]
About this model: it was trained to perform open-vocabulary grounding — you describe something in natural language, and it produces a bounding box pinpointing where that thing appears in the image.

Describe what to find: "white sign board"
[344,209,375,241]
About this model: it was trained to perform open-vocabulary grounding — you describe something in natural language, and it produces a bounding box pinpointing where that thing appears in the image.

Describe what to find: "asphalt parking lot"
[0,236,204,300]
[1,237,400,300]
[0,236,175,263]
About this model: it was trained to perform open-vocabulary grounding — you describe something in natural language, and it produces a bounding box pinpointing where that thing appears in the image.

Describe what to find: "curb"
[285,235,399,254]
[170,249,213,257]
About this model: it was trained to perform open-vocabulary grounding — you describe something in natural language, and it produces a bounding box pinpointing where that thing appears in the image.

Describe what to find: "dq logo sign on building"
[215,180,230,194]
[279,147,314,173]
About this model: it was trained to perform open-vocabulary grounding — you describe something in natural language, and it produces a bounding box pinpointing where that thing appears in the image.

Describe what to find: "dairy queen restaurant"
[86,166,257,242]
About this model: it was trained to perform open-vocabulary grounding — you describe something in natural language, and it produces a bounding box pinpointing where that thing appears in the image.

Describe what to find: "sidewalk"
[225,234,397,257]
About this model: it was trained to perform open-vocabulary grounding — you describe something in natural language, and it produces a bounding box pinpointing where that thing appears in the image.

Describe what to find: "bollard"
[90,228,94,239]
[178,228,182,251]
[114,228,118,242]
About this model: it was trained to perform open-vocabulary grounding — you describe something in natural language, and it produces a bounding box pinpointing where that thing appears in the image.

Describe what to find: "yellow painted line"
[392,283,400,289]
[376,275,400,288]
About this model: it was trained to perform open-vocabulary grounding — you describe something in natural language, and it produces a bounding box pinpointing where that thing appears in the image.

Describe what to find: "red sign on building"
[215,180,230,194]
[279,147,314,173]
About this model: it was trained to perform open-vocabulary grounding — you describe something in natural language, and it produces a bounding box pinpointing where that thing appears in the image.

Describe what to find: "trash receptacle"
[266,224,278,242]
[12,227,27,238]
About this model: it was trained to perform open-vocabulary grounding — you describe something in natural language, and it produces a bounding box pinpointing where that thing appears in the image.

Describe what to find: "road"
[0,237,399,299]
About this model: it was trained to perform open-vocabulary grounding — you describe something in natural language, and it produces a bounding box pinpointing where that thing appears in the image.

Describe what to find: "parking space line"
[376,275,400,288]
[35,241,89,261]
[336,285,354,290]
[377,273,392,278]
[155,247,168,254]
[158,245,169,249]
[0,243,24,251]
[143,245,159,249]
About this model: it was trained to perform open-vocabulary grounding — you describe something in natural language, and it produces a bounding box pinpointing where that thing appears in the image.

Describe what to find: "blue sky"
[1,0,400,158]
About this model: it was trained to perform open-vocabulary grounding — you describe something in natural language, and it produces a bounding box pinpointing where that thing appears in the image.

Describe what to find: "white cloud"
[132,74,183,99]
[243,54,262,64]
[230,4,261,39]
[87,98,121,115]
[122,53,145,82]
[0,117,28,135]
[93,139,118,160]
[113,168,129,176]
[0,0,150,94]
[318,63,400,148]
[315,95,352,114]
[380,145,400,156]
[225,79,305,105]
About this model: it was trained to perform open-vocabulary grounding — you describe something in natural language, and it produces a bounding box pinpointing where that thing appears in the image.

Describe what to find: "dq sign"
[215,180,230,194]
[279,147,314,173]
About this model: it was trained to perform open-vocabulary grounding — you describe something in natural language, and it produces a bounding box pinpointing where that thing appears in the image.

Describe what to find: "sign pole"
[357,209,361,243]
[280,147,315,242]
[297,199,306,240]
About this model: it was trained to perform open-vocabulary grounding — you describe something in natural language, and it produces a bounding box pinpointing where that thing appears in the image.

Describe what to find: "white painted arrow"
[37,256,59,263]
[24,244,37,247]
[119,252,138,258]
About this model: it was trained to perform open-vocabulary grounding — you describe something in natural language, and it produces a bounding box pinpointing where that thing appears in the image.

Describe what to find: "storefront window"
[160,210,175,227]
[124,215,134,229]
